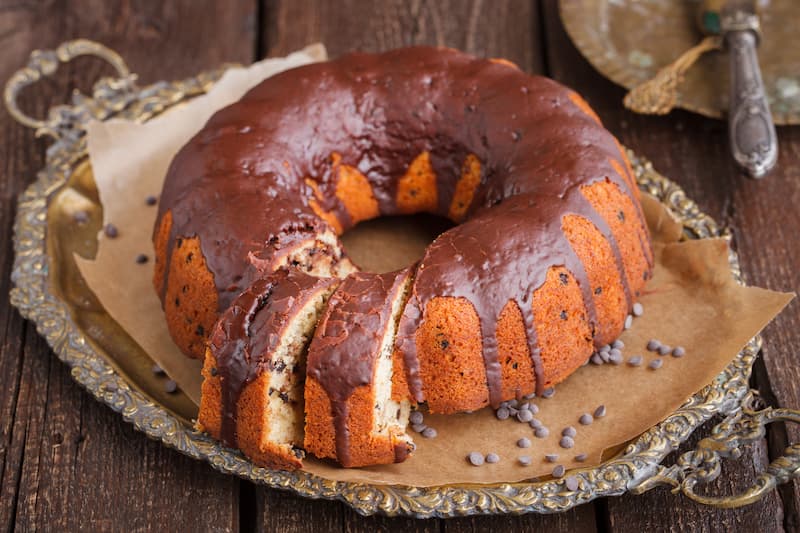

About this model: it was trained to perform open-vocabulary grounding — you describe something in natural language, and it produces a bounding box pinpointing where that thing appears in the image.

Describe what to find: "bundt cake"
[304,269,414,467]
[196,268,338,470]
[155,46,654,468]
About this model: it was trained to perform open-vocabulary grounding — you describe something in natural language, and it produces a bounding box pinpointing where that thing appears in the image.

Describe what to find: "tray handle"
[630,390,800,508]
[4,39,133,138]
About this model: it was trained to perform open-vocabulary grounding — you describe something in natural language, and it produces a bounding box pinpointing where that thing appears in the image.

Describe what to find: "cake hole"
[340,213,454,273]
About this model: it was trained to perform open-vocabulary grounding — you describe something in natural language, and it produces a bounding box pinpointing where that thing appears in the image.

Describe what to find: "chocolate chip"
[552,465,565,478]
[617,210,625,222]
[559,272,569,285]
[609,346,623,357]
[609,352,623,365]
[534,426,550,438]
[529,418,543,429]
[152,364,165,375]
[565,476,579,491]
[410,411,424,425]
[195,324,205,336]
[485,452,500,464]
[516,410,533,423]
[411,423,427,433]
[145,195,158,206]
[560,310,568,320]
[508,407,519,416]
[103,223,119,238]
[528,403,539,414]
[590,354,604,365]
[632,302,644,317]
[542,387,555,399]
[575,453,588,462]
[627,355,643,366]
[545,453,559,462]
[594,405,607,418]
[439,339,449,349]
[657,344,672,356]
[612,339,624,349]
[624,314,633,329]
[646,339,661,351]
[519,402,530,411]
[523,392,536,400]
[210,367,218,377]
[559,436,575,449]
[496,407,510,420]
[594,286,603,295]
[164,380,178,393]
[421,427,437,439]
[562,426,577,437]
[468,452,485,466]
[135,253,149,264]
[649,358,663,370]
[73,210,90,224]
[518,455,532,466]
[508,399,519,408]
[672,346,686,357]
[517,437,531,448]
[579,414,593,426]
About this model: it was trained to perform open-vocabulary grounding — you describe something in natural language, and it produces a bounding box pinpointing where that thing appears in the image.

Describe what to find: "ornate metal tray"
[559,0,800,125]
[7,40,800,517]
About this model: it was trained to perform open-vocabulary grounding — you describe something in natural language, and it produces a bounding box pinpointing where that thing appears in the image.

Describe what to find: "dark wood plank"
[257,0,598,529]
[541,0,793,530]
[0,1,256,530]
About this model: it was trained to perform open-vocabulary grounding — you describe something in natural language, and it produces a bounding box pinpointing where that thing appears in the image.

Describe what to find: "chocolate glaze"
[306,269,411,466]
[209,268,337,447]
[157,47,652,413]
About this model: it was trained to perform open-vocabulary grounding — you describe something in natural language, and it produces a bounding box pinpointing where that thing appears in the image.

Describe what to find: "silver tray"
[6,39,800,517]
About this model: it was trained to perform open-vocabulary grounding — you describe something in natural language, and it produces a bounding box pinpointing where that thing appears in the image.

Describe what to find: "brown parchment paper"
[75,47,793,486]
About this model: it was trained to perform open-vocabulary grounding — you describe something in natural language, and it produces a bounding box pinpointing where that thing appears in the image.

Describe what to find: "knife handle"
[725,29,778,178]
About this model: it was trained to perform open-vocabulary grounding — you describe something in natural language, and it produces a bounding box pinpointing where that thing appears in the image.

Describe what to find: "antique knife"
[701,0,778,178]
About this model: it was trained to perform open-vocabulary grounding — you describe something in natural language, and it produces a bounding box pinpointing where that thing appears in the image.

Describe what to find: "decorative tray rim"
[7,39,799,518]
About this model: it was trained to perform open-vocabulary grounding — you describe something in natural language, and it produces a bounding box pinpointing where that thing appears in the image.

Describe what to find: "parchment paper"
[76,46,793,485]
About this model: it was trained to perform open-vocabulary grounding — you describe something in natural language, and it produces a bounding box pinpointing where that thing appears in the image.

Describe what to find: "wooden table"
[1,1,798,531]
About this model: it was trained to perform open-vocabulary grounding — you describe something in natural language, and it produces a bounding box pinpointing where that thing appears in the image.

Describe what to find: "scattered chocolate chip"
[421,427,437,439]
[529,418,543,429]
[528,403,539,414]
[519,402,530,411]
[410,411,424,425]
[411,423,427,433]
[609,352,623,365]
[632,302,644,317]
[562,426,577,437]
[627,355,643,366]
[560,436,575,449]
[534,427,550,438]
[609,348,622,358]
[646,339,661,351]
[152,364,165,375]
[657,344,672,356]
[672,346,686,357]
[591,354,604,365]
[486,452,500,464]
[509,407,519,416]
[164,380,178,393]
[565,475,579,491]
[612,339,624,349]
[579,414,593,426]
[552,465,566,478]
[545,453,559,462]
[517,437,531,448]
[600,344,611,353]
[594,405,607,418]
[649,358,663,370]
[135,253,149,264]
[103,223,119,238]
[468,452,485,466]
[518,455,532,466]
[496,407,510,420]
[508,399,519,408]
[624,314,633,329]
[73,210,90,224]
[542,387,555,398]
[516,410,533,423]
[575,453,588,462]
[145,195,158,206]
[523,392,536,400]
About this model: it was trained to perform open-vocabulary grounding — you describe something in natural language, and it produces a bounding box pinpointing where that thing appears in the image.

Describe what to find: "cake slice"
[196,268,338,470]
[304,268,415,467]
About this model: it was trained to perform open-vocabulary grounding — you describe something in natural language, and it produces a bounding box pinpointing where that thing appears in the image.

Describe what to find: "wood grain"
[0,1,256,530]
